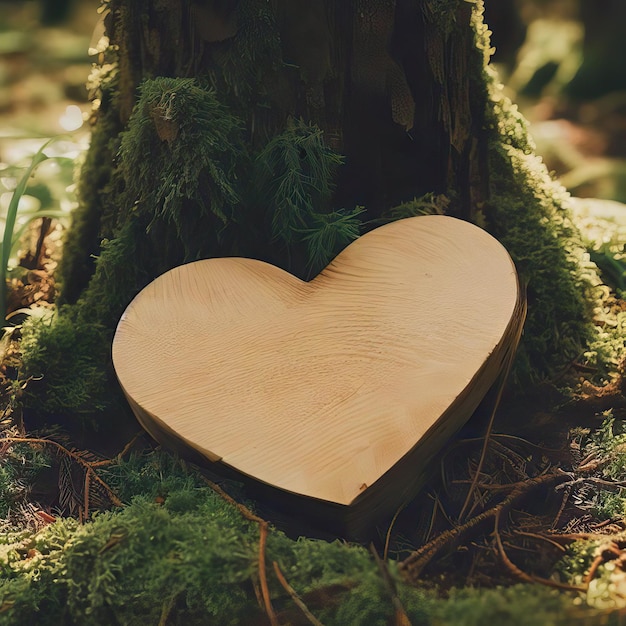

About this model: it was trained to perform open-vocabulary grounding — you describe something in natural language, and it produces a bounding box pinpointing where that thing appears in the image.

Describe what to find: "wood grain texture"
[113,215,525,533]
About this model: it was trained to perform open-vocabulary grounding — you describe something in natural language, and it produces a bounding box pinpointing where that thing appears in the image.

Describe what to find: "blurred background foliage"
[484,0,626,299]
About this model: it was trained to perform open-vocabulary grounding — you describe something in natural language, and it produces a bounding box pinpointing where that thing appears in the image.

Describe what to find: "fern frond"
[386,193,450,220]
[58,456,82,517]
[255,120,344,244]
[300,207,365,275]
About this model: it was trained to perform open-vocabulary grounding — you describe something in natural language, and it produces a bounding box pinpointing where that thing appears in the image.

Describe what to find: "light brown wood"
[112,215,525,535]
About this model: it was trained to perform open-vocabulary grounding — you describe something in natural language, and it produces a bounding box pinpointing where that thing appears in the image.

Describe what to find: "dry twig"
[493,509,586,592]
[200,476,277,624]
[259,522,278,626]
[273,561,324,626]
[399,472,569,583]
[371,545,412,626]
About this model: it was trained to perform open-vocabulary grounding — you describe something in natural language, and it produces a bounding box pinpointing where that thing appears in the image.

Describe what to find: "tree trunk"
[25,0,597,419]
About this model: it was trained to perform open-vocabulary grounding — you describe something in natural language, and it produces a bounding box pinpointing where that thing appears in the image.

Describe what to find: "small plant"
[0,139,75,320]
[254,119,363,276]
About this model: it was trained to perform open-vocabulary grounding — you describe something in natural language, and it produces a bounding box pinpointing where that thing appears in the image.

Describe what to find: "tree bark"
[63,0,490,296]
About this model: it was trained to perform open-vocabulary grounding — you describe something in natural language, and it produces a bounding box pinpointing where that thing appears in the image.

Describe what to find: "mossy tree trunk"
[25,0,599,419]
[65,0,489,290]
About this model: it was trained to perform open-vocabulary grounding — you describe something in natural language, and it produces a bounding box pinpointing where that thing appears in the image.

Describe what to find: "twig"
[556,475,626,490]
[384,504,405,561]
[399,472,568,583]
[424,495,440,544]
[584,542,623,586]
[458,339,520,522]
[199,476,267,525]
[544,532,626,543]
[273,561,324,626]
[370,545,412,626]
[493,509,586,592]
[83,469,91,523]
[259,523,278,626]
[585,554,608,586]
[91,432,144,467]
[515,531,566,552]
[552,483,571,529]
[158,592,180,626]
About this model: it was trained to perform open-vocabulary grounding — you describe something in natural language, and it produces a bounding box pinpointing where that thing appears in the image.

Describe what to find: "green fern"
[254,119,362,275]
[255,120,344,243]
[299,207,365,274]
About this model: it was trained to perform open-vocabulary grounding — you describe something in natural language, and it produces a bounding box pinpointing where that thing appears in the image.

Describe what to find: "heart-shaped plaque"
[113,216,525,537]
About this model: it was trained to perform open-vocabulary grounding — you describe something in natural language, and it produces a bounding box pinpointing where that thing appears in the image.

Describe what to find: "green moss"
[0,450,391,625]
[118,77,247,253]
[58,67,122,306]
[484,137,595,384]
[0,449,590,625]
[434,585,573,626]
[471,3,599,385]
[19,313,110,417]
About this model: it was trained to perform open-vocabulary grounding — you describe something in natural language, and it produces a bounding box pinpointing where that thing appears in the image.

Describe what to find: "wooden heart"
[113,216,525,537]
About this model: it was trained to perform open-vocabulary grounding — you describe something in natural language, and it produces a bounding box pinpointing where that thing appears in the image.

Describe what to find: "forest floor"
[3,2,626,623]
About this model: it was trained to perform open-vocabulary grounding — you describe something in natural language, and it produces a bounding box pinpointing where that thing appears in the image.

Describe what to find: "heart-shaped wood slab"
[113,215,525,537]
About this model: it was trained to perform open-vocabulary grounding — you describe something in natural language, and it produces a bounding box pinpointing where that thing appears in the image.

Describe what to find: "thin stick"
[83,469,91,522]
[546,532,626,542]
[459,332,526,522]
[370,545,412,626]
[494,510,587,592]
[515,530,566,552]
[91,432,143,467]
[199,476,277,624]
[552,483,571,529]
[584,554,607,586]
[273,561,324,626]
[259,523,278,626]
[199,475,267,525]
[384,504,405,561]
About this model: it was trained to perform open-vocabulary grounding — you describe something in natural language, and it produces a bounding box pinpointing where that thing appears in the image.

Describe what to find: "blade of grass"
[0,140,53,319]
